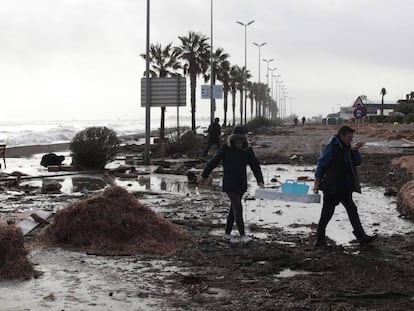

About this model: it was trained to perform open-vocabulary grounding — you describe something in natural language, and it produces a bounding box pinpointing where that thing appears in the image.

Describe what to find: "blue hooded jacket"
[315,135,362,194]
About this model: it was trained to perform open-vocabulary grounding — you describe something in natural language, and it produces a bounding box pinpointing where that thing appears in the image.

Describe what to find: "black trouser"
[225,192,245,236]
[203,141,220,156]
[317,191,367,241]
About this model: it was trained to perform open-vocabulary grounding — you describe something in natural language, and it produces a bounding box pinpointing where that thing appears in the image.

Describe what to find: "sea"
[0,118,210,147]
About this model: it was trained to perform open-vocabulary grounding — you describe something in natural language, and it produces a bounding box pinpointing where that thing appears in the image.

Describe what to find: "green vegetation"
[165,130,202,155]
[70,127,119,169]
[245,116,281,131]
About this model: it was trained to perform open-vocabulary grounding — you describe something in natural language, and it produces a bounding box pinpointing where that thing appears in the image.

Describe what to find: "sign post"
[353,97,367,134]
[141,77,187,158]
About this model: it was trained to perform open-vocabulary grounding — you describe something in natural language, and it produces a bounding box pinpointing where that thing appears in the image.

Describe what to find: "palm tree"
[141,43,181,139]
[380,87,387,117]
[246,81,255,121]
[256,82,267,117]
[211,48,230,126]
[175,31,210,133]
[220,62,231,126]
[238,67,251,124]
[230,65,243,125]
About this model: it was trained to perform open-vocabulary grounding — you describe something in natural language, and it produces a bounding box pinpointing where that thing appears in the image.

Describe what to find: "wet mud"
[2,124,414,310]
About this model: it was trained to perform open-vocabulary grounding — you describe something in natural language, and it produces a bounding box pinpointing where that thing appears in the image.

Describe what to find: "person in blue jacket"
[200,126,264,244]
[313,125,378,247]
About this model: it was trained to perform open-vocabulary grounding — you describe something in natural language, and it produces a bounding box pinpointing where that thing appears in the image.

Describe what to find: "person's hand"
[354,141,365,150]
[258,182,265,189]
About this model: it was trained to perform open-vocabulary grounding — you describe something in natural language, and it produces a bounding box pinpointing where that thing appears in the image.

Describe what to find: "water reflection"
[72,177,107,193]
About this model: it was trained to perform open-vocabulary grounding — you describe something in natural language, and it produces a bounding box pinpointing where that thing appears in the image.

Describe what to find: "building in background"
[339,97,398,120]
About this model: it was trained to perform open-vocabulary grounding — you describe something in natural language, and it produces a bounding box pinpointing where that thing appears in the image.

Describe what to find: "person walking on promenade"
[302,116,306,126]
[313,125,378,247]
[203,117,221,157]
[200,126,264,243]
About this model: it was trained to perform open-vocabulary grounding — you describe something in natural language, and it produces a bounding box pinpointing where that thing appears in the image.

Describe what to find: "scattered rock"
[384,187,398,196]
[41,179,62,194]
[40,153,65,168]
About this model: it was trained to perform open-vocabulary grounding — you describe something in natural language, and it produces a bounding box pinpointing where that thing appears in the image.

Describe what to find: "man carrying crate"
[313,126,378,247]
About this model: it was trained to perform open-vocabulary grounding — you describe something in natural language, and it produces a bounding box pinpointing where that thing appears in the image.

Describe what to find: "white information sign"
[201,85,223,99]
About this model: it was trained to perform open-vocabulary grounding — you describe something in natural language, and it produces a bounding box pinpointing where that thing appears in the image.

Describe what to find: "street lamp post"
[273,74,281,118]
[237,20,255,124]
[262,58,274,118]
[210,0,214,124]
[253,42,266,117]
[278,81,284,118]
[144,0,151,165]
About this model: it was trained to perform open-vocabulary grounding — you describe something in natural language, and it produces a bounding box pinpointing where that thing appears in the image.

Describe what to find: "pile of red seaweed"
[37,186,191,255]
[0,225,33,280]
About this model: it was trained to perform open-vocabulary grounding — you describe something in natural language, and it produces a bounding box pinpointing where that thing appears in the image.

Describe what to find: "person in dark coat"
[313,126,378,247]
[200,126,264,243]
[203,117,221,157]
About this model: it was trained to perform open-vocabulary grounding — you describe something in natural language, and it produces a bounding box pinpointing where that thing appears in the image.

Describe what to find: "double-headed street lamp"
[237,20,255,124]
[253,42,266,117]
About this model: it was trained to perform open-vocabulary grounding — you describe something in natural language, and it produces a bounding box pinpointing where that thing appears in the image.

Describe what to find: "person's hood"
[228,133,249,149]
[328,135,349,149]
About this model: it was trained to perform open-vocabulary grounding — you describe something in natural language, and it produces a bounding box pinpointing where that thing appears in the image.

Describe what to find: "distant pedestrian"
[200,126,264,244]
[203,117,221,157]
[294,117,299,126]
[302,116,306,126]
[313,126,378,247]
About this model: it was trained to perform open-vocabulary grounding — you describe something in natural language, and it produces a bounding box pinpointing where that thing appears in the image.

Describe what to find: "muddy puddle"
[365,141,413,148]
[246,165,414,245]
[0,248,188,310]
[2,157,413,245]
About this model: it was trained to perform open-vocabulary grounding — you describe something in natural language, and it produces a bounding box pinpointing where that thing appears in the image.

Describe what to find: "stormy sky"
[1,0,413,121]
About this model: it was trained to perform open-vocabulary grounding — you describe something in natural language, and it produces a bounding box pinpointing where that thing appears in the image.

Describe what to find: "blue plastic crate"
[281,179,309,194]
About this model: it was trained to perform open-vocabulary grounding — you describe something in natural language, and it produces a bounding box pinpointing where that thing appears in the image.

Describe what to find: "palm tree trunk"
[190,73,197,133]
[232,91,236,126]
[250,97,254,121]
[224,91,228,126]
[160,106,166,139]
[244,94,247,124]
[239,90,243,125]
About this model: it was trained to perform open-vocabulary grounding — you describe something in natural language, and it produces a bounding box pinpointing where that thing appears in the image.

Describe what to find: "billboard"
[141,77,186,107]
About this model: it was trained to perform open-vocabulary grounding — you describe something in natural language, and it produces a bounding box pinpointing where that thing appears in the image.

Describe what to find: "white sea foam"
[0,118,208,147]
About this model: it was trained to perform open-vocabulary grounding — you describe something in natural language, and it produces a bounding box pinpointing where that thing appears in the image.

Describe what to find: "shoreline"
[2,126,191,158]
[5,143,71,158]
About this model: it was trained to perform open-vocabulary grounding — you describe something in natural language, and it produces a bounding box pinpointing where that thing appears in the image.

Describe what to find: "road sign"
[140,77,186,107]
[353,96,365,107]
[201,85,223,99]
[353,106,367,119]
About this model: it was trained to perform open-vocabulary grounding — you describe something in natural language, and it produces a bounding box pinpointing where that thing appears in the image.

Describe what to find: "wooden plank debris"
[16,210,53,235]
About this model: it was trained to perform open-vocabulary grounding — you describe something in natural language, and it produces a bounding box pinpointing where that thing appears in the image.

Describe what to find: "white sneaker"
[223,234,238,243]
[240,235,252,244]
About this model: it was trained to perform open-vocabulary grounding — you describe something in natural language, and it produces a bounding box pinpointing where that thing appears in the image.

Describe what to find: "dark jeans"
[203,141,220,156]
[317,191,367,241]
[225,192,245,236]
